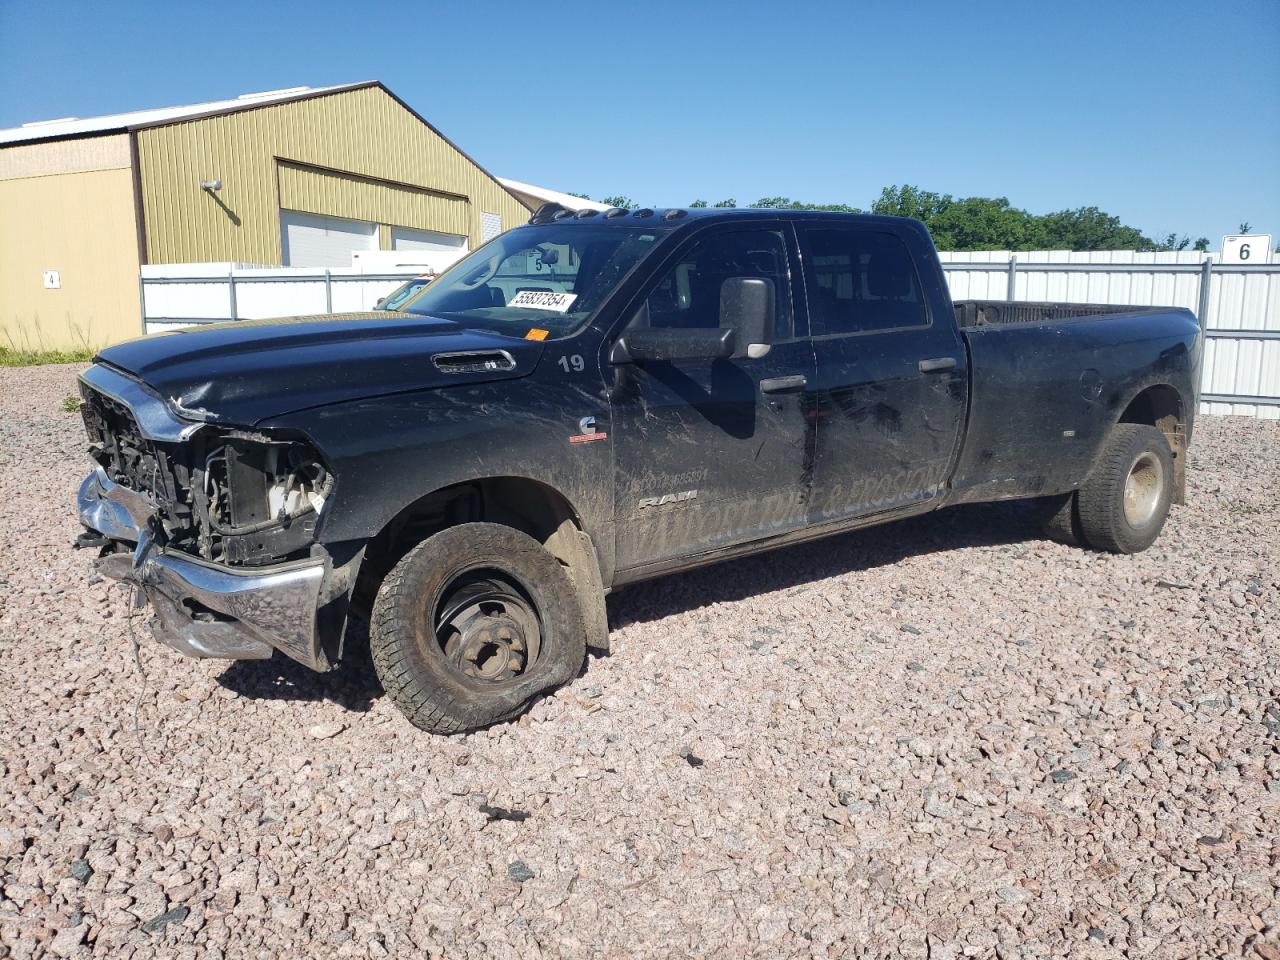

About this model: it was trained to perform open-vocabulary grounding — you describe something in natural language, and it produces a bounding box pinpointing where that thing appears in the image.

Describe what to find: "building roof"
[498,178,610,212]
[0,82,374,146]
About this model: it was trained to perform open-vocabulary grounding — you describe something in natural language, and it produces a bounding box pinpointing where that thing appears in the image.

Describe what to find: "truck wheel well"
[355,478,610,652]
[1118,384,1186,503]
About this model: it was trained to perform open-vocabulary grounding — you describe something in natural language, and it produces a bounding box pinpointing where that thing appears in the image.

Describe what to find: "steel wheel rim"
[434,575,542,686]
[1123,451,1164,528]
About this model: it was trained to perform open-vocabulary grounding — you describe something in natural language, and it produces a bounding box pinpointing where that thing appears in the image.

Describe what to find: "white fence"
[141,263,418,334]
[142,251,1280,418]
[938,250,1279,419]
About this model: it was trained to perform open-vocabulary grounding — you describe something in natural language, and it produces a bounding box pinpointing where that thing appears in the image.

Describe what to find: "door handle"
[760,374,807,394]
[918,357,957,373]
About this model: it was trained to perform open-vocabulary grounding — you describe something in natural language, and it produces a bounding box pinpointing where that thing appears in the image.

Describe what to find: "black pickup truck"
[76,207,1200,732]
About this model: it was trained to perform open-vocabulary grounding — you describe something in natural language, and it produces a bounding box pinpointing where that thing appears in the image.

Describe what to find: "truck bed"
[953,300,1173,329]
[946,302,1199,507]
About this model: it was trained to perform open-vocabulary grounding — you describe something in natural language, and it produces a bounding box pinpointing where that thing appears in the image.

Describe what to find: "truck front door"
[797,222,968,522]
[609,224,816,574]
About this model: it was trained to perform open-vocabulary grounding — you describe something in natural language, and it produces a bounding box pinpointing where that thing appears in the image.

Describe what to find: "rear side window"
[801,228,928,335]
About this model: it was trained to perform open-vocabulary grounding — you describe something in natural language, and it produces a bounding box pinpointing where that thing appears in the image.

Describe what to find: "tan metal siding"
[277,161,468,236]
[0,166,141,349]
[0,134,131,180]
[137,86,529,264]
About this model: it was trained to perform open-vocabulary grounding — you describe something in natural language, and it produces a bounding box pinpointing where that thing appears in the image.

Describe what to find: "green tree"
[871,185,952,223]
[576,183,1207,252]
[1035,207,1149,251]
[873,185,1191,252]
[931,196,1038,250]
[752,197,861,213]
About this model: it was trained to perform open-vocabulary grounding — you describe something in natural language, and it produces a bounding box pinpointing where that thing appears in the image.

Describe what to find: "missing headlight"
[195,438,333,565]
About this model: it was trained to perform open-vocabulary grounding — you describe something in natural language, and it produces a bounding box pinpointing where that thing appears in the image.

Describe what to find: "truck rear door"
[796,221,968,522]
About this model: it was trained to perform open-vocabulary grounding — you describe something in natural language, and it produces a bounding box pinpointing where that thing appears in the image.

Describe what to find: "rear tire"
[370,522,586,733]
[1035,491,1084,546]
[1076,424,1174,554]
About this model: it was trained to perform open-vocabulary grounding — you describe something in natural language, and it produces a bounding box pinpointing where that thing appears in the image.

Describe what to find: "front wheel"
[1076,424,1174,554]
[370,523,586,733]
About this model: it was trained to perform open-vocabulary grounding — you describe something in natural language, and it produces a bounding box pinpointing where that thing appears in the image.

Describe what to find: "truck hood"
[95,312,544,426]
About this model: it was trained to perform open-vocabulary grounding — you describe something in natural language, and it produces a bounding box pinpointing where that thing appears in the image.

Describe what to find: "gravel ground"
[0,362,1277,960]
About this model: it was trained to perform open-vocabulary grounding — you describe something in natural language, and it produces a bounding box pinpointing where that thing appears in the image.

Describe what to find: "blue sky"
[3,0,1277,247]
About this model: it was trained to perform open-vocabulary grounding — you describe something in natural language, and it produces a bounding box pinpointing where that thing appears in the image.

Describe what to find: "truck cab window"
[802,228,928,335]
[639,229,792,338]
[405,225,657,338]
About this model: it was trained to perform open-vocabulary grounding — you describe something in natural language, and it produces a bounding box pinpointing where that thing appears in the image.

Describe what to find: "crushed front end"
[75,364,352,670]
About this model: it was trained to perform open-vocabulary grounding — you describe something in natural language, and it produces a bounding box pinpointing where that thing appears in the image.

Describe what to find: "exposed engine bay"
[79,382,332,567]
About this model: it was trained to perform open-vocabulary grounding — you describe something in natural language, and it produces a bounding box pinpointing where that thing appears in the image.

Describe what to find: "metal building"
[0,82,531,348]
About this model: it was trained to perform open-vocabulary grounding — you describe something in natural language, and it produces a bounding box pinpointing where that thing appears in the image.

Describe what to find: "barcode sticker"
[508,290,578,313]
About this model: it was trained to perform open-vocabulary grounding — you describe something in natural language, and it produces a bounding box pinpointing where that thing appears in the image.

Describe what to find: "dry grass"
[0,346,96,367]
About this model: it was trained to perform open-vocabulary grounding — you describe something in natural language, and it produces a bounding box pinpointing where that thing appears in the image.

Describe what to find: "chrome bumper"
[77,468,328,669]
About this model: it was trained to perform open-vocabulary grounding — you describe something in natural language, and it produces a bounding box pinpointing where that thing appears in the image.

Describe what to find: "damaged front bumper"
[78,468,329,669]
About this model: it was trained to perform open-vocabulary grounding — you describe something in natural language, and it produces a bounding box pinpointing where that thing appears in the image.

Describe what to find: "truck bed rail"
[953,300,1166,329]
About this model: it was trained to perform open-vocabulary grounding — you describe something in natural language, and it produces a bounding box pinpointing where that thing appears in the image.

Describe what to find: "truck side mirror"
[720,277,774,359]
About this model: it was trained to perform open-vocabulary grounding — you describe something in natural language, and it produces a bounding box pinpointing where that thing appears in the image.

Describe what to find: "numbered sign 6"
[1221,235,1272,265]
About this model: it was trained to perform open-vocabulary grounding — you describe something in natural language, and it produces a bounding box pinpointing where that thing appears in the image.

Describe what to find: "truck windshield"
[376,276,434,311]
[403,224,659,337]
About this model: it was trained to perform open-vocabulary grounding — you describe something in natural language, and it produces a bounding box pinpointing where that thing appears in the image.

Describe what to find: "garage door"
[391,226,468,253]
[280,211,377,267]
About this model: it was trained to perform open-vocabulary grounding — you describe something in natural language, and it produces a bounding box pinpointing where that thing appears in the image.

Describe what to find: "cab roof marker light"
[663,209,687,220]
[603,207,629,219]
[633,208,654,218]
[528,201,571,225]
[574,208,599,219]
[551,208,574,220]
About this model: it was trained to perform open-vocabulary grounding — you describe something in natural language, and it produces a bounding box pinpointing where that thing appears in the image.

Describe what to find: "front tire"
[1076,424,1174,554]
[370,523,586,733]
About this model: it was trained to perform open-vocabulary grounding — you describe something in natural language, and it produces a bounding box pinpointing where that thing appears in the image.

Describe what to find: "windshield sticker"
[509,290,578,313]
[524,328,550,341]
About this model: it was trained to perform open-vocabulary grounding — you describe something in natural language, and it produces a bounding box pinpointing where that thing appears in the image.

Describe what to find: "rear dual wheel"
[1040,423,1174,554]
[370,522,586,734]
